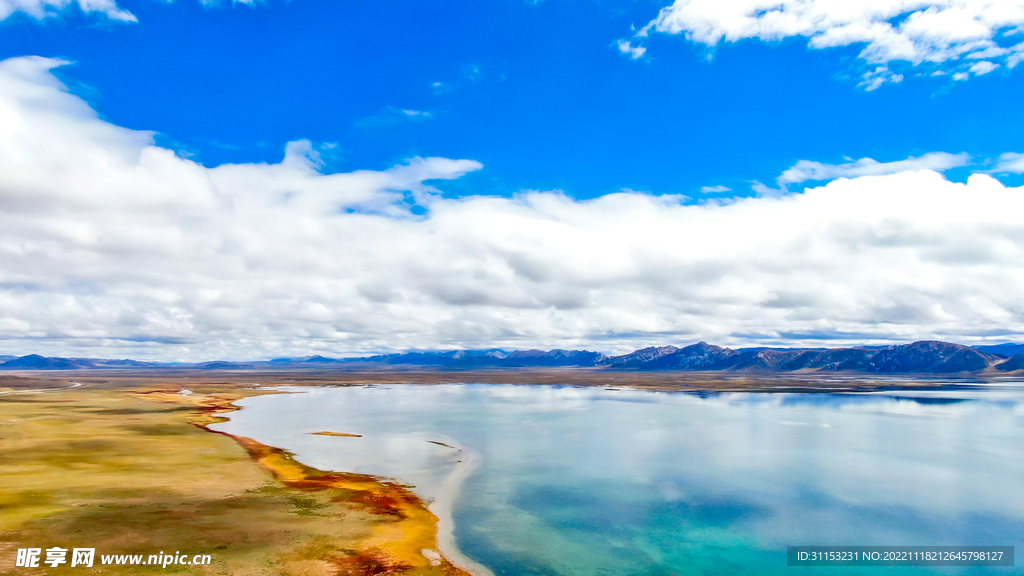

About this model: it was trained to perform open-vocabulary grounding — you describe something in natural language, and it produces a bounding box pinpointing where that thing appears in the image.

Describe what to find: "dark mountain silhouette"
[196,361,259,370]
[0,354,101,366]
[605,341,1001,374]
[866,341,996,373]
[973,343,1024,358]
[773,348,875,371]
[0,355,160,370]
[730,349,823,371]
[479,349,607,367]
[91,359,158,368]
[0,340,1016,374]
[348,350,510,366]
[301,355,347,364]
[995,354,1024,372]
[607,345,680,368]
[639,342,736,370]
[606,345,876,373]
[368,349,608,368]
[0,354,93,370]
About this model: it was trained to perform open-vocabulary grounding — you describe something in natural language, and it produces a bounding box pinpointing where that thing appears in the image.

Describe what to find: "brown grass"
[0,377,471,576]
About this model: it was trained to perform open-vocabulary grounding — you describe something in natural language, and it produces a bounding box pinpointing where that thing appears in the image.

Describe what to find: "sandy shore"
[180,387,485,576]
[424,445,495,576]
[227,401,494,575]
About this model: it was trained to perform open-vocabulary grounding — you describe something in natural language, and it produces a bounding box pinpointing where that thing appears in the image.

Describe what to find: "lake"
[210,382,1024,575]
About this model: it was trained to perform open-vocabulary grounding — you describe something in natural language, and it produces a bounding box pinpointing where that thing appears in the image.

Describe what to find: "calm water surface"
[211,383,1024,575]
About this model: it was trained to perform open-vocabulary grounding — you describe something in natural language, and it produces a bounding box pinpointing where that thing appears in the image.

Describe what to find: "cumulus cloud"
[700,185,732,193]
[860,66,904,91]
[617,39,647,59]
[969,59,999,74]
[0,0,135,21]
[2,56,1024,360]
[993,152,1024,173]
[1009,43,1024,68]
[777,152,970,185]
[622,1,1024,85]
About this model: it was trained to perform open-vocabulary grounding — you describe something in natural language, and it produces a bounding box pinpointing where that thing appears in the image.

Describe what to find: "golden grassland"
[0,374,471,576]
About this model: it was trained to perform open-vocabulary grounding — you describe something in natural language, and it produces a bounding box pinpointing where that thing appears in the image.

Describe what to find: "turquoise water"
[211,383,1024,575]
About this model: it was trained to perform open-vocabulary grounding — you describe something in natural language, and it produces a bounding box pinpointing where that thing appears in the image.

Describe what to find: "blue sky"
[4,0,1022,200]
[2,0,1024,360]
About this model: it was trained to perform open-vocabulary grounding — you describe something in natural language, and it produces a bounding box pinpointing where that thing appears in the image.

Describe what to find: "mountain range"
[3,340,1024,374]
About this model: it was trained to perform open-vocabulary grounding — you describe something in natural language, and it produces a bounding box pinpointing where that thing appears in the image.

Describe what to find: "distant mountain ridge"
[2,340,1023,374]
[606,340,1005,374]
[0,354,159,370]
[337,349,609,368]
[973,343,1024,357]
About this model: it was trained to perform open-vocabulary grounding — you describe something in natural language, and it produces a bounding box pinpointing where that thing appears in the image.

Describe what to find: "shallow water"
[211,383,1024,575]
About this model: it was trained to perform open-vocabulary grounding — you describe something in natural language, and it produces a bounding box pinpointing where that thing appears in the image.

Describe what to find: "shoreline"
[425,444,495,576]
[2,369,1009,399]
[14,367,1003,391]
[169,385,489,576]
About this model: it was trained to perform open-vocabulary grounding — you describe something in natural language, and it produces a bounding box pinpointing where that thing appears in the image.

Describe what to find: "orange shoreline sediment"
[137,387,477,576]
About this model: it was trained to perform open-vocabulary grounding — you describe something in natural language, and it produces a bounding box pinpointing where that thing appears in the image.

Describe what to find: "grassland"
[0,374,471,576]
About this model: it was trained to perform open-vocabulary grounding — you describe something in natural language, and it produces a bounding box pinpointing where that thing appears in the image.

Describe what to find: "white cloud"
[2,57,1024,360]
[355,106,434,128]
[750,180,783,197]
[617,39,647,59]
[969,60,999,74]
[993,152,1024,173]
[1008,42,1024,67]
[626,1,1024,84]
[0,0,264,22]
[400,109,431,118]
[700,185,732,193]
[777,152,970,185]
[860,66,904,90]
[0,0,135,21]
